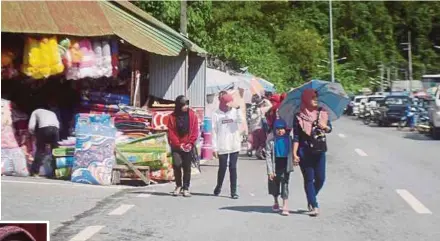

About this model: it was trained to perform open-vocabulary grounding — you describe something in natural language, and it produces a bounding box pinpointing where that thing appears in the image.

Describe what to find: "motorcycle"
[397,106,417,131]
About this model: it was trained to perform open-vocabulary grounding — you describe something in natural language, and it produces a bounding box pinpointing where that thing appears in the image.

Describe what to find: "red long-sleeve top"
[166,109,199,149]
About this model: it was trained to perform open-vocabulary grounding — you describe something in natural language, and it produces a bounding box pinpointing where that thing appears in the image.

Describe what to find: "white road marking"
[354,148,368,157]
[338,133,346,138]
[249,193,255,197]
[108,204,135,216]
[69,225,105,241]
[137,193,152,198]
[1,180,136,189]
[396,189,432,214]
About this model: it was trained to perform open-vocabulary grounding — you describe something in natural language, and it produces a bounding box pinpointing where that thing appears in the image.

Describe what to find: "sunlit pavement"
[2,116,440,241]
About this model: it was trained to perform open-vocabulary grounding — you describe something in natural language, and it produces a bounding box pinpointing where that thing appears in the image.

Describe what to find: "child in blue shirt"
[265,118,294,216]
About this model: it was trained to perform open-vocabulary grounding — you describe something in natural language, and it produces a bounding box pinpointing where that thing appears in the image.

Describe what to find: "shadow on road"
[129,190,219,197]
[200,164,219,167]
[220,206,310,215]
[403,132,434,141]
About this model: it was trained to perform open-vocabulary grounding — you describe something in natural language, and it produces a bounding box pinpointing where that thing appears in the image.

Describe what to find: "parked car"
[428,85,440,139]
[352,95,368,116]
[377,95,411,126]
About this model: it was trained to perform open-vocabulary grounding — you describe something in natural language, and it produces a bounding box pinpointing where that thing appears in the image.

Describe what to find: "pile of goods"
[79,91,129,116]
[116,133,173,182]
[114,105,153,144]
[1,99,29,176]
[53,138,76,179]
[71,114,116,185]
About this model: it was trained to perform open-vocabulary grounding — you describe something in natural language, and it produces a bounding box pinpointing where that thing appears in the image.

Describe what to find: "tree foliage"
[134,1,440,93]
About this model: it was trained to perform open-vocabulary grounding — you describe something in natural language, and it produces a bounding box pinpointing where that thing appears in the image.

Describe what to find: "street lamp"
[434,45,440,50]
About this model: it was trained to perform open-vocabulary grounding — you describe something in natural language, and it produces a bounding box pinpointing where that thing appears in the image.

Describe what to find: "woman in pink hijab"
[292,88,332,217]
[0,225,37,241]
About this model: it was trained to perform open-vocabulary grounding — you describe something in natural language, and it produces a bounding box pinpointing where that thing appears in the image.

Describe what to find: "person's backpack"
[298,108,327,153]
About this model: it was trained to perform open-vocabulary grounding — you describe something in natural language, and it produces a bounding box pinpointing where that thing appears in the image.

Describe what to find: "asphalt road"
[2,116,439,241]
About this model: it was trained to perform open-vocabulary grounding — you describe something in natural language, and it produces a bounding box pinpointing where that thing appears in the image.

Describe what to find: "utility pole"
[379,64,384,92]
[329,0,335,83]
[180,0,188,97]
[387,67,390,90]
[407,30,413,94]
[180,0,188,37]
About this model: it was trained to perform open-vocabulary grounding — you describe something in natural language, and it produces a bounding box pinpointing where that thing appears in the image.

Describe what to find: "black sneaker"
[231,193,239,199]
[213,187,221,196]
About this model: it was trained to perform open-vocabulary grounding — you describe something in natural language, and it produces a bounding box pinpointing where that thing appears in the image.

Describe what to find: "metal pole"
[180,0,188,97]
[329,0,335,83]
[379,64,384,92]
[387,67,390,90]
[408,30,413,94]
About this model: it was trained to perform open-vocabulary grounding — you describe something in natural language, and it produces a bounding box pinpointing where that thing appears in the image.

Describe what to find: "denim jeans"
[298,148,326,208]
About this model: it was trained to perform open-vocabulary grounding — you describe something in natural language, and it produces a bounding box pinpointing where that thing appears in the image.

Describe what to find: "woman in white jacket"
[212,93,244,199]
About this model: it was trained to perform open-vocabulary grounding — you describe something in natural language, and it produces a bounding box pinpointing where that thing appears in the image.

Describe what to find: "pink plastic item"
[201,145,213,160]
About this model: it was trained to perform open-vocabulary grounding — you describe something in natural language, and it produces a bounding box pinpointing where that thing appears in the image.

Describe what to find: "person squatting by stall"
[28,107,60,177]
[167,95,199,197]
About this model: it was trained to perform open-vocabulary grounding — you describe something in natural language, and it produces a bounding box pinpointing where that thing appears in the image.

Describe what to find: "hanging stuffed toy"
[1,50,18,79]
[22,37,43,79]
[78,39,97,79]
[48,36,64,76]
[21,36,64,79]
[66,40,82,80]
[101,40,112,78]
[92,40,104,78]
[59,38,72,68]
[111,40,119,78]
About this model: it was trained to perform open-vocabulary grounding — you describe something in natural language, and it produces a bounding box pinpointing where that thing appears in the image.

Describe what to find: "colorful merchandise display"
[1,99,29,176]
[21,36,64,79]
[71,114,116,185]
[63,38,118,80]
[116,133,173,181]
[53,137,76,179]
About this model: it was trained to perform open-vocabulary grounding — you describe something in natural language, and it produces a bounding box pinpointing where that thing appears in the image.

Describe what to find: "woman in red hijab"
[292,88,332,217]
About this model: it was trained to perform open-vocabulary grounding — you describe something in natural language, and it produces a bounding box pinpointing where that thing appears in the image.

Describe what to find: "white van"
[428,85,440,139]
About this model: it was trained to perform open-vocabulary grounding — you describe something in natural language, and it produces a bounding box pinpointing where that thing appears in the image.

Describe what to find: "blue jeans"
[298,148,326,208]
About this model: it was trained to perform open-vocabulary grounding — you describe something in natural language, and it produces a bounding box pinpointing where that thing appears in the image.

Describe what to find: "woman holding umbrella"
[292,89,332,217]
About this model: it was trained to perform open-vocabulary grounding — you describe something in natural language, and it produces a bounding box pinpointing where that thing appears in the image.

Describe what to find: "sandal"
[309,208,319,217]
[172,187,182,196]
[182,190,192,197]
[281,209,290,216]
[272,204,280,212]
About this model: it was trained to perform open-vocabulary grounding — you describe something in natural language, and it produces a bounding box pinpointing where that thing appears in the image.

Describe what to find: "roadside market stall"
[1,0,207,185]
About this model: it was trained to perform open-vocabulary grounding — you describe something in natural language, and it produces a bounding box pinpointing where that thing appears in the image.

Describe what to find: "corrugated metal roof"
[100,1,182,56]
[114,1,207,55]
[1,1,113,36]
[1,1,205,57]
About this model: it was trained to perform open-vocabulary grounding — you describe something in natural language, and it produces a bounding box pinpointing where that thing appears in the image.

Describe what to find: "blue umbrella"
[279,79,350,128]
